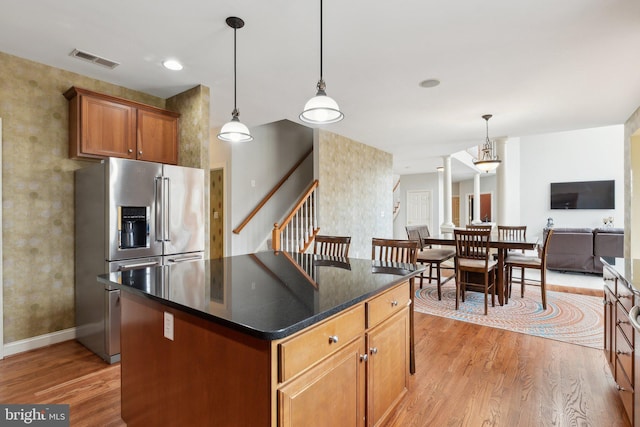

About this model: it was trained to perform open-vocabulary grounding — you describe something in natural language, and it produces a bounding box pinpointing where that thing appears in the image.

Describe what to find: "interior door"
[406,190,432,231]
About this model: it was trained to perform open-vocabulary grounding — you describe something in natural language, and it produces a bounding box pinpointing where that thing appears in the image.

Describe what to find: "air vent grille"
[69,49,120,69]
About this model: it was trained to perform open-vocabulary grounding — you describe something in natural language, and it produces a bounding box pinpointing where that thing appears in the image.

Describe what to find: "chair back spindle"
[313,235,351,257]
[371,238,419,264]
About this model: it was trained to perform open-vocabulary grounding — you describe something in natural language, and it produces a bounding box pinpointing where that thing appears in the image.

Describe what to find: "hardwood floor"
[383,312,629,427]
[0,312,629,427]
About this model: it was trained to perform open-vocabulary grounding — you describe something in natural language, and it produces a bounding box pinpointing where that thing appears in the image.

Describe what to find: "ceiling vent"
[69,49,120,69]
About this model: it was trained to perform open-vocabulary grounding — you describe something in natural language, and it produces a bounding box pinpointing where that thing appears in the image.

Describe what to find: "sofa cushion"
[593,228,623,257]
[545,228,595,273]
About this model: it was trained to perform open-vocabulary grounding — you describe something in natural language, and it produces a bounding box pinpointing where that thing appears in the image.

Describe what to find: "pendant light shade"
[218,17,253,143]
[473,114,501,172]
[218,110,252,142]
[300,0,343,125]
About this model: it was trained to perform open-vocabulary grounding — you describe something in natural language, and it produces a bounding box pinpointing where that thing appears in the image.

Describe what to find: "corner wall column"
[495,137,508,225]
[441,155,455,233]
[437,167,444,231]
[472,173,481,224]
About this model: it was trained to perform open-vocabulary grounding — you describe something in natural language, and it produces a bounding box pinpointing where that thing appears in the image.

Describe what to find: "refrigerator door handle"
[164,177,171,242]
[117,260,160,270]
[166,254,203,263]
[155,177,163,242]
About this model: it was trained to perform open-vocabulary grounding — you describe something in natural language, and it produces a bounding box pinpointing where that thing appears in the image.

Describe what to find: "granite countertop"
[602,257,640,295]
[98,251,424,340]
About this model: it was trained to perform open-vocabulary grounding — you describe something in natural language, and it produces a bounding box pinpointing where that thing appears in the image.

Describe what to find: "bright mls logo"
[0,404,69,426]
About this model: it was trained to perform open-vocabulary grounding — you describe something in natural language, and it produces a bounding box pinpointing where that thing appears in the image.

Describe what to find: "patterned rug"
[414,284,604,349]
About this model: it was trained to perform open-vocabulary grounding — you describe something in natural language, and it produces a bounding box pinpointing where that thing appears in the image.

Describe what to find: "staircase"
[272,180,320,252]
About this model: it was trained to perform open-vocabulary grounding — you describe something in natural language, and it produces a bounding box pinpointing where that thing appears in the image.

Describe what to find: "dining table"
[423,233,539,306]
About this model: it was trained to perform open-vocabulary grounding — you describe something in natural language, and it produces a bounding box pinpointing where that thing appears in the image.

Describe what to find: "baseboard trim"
[3,328,77,358]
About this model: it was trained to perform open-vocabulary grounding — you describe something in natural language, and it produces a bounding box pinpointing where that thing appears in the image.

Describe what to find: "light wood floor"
[0,312,629,427]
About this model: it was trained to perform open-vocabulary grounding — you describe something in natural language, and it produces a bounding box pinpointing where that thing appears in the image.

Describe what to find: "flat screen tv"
[550,180,615,209]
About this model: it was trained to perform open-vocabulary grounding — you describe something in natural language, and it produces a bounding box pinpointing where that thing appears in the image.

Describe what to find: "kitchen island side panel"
[120,292,272,426]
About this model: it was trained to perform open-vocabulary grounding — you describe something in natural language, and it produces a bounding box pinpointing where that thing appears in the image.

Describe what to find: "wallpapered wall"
[0,51,209,343]
[317,130,393,259]
[625,106,640,258]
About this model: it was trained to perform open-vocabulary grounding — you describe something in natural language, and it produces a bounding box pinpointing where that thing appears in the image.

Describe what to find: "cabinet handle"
[128,148,133,153]
[616,350,631,355]
[617,294,633,300]
[328,335,339,344]
[360,354,368,362]
[616,384,627,391]
[630,306,640,332]
[370,347,378,355]
[138,150,143,155]
[391,300,398,307]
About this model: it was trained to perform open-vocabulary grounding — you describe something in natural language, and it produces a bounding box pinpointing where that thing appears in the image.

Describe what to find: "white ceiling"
[2,0,640,175]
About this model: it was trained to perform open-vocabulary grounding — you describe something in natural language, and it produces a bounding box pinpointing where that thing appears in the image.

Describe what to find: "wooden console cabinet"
[64,87,179,164]
[120,280,411,426]
[603,263,637,425]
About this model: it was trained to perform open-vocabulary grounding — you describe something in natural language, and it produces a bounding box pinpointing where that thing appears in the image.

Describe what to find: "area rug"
[414,284,604,349]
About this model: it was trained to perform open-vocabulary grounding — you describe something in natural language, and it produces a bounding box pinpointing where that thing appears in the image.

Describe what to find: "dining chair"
[371,238,419,264]
[497,225,527,290]
[371,237,420,377]
[466,224,493,231]
[313,235,351,257]
[454,229,497,315]
[497,225,527,242]
[406,225,455,299]
[505,229,554,310]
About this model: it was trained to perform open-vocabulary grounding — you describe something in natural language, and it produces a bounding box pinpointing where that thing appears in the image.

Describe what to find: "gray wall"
[229,120,313,255]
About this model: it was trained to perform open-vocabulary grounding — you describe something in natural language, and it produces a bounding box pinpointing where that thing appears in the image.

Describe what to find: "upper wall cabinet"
[64,87,179,165]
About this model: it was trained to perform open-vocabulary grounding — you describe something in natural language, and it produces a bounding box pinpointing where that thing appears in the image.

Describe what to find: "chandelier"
[473,114,501,172]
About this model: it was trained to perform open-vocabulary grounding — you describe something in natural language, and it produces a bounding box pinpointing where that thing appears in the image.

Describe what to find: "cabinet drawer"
[603,266,617,294]
[616,302,634,345]
[367,282,410,329]
[616,283,634,313]
[615,325,634,384]
[279,305,365,383]
[615,358,634,424]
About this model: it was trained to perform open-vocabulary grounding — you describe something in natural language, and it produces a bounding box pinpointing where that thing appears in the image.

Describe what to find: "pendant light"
[473,114,501,172]
[218,17,253,142]
[299,0,344,125]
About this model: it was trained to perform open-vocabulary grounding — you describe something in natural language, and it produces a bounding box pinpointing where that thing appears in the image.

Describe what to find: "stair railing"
[272,180,319,252]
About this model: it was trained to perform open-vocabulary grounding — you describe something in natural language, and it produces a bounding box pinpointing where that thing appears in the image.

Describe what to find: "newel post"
[272,223,281,251]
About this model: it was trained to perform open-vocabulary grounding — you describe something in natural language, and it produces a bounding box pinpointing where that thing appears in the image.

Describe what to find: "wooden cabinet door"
[366,307,409,427]
[80,95,136,159]
[137,109,178,165]
[279,337,366,427]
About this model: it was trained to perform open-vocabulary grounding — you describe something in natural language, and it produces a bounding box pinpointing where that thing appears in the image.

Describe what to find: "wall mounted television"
[550,180,615,209]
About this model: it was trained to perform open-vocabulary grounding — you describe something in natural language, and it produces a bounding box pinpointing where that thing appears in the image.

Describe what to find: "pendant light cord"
[319,0,323,81]
[233,26,238,112]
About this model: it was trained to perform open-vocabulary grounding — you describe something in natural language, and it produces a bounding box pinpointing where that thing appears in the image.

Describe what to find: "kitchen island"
[98,251,423,427]
[602,258,640,426]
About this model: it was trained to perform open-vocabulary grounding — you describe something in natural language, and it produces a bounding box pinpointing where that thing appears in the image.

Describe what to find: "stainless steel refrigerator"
[75,157,205,363]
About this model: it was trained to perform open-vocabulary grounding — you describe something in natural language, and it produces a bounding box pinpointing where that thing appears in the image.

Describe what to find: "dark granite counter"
[602,257,640,295]
[98,251,423,340]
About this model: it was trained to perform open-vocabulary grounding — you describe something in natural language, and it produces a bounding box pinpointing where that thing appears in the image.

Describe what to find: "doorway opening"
[468,193,493,223]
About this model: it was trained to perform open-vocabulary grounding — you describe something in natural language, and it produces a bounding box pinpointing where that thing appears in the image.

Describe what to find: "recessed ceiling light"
[419,79,440,88]
[162,59,183,71]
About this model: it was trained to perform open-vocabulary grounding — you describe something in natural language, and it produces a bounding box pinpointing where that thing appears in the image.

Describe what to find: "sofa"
[544,227,623,274]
